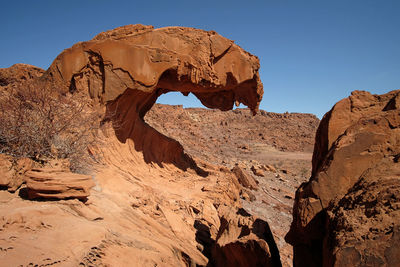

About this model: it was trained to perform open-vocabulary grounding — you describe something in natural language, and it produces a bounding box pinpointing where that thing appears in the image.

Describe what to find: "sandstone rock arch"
[0,26,288,267]
[42,24,263,171]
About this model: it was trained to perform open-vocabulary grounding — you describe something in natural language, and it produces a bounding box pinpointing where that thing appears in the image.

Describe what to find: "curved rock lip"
[44,24,263,114]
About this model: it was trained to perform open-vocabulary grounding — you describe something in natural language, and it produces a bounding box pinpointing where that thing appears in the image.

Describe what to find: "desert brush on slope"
[0,84,101,173]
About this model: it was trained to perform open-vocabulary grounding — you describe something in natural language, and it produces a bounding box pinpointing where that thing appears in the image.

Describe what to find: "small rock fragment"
[232,166,258,190]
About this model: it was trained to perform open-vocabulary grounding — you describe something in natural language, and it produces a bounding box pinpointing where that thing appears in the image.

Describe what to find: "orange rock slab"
[25,168,95,200]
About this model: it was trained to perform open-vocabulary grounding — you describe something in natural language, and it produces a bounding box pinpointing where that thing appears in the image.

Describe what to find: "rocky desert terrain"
[145,104,319,266]
[0,24,399,267]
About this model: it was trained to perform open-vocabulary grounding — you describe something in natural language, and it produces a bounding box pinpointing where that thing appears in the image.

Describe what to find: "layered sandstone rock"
[25,168,95,200]
[0,154,33,192]
[0,25,283,266]
[40,24,263,170]
[287,90,400,266]
[46,24,263,111]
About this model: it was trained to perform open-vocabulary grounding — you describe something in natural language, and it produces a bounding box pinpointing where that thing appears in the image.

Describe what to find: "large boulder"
[286,90,400,266]
[232,165,259,190]
[209,206,282,267]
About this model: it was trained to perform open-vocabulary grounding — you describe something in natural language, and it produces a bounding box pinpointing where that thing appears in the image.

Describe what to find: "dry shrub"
[0,84,101,173]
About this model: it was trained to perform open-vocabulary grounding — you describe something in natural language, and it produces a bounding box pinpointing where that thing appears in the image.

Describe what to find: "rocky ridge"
[145,104,319,165]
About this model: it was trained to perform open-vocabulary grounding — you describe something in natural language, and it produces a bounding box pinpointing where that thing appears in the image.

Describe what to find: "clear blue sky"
[1,0,399,118]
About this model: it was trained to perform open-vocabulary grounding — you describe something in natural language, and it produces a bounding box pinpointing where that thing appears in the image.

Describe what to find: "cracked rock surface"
[286,90,400,267]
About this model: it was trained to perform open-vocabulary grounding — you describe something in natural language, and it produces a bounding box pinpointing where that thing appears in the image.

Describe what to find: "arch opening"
[101,69,260,175]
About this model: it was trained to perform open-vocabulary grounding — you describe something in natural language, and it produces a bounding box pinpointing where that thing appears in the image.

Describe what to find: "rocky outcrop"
[41,24,263,170]
[286,90,400,266]
[210,206,282,267]
[0,63,44,89]
[0,154,33,192]
[0,25,283,266]
[25,168,95,200]
[325,166,400,266]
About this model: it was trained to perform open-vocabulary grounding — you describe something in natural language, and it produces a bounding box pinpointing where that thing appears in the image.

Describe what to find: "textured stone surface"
[145,103,318,266]
[0,155,33,191]
[286,90,400,267]
[209,206,282,267]
[0,25,284,267]
[325,167,400,266]
[232,165,259,190]
[0,63,44,90]
[46,24,263,111]
[0,154,13,187]
[39,24,263,171]
[25,168,95,200]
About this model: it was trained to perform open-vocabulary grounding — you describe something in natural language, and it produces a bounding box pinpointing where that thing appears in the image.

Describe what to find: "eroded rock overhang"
[45,24,263,113]
[42,24,264,168]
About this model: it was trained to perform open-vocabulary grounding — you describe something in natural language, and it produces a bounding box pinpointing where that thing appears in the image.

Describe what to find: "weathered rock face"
[232,165,259,190]
[325,165,400,266]
[25,168,95,200]
[286,90,400,266]
[0,154,33,192]
[0,63,44,89]
[42,24,263,169]
[209,206,282,267]
[0,25,282,266]
[48,24,262,110]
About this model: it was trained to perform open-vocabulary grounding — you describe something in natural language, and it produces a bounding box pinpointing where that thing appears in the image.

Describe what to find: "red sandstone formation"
[25,168,95,200]
[209,206,281,267]
[144,104,318,266]
[232,165,259,190]
[0,25,285,266]
[286,90,400,266]
[41,24,263,170]
[0,154,33,192]
[0,63,44,89]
